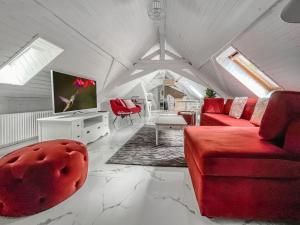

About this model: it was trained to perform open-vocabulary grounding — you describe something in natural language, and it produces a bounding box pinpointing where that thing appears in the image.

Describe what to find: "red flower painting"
[59,77,96,112]
[73,78,95,89]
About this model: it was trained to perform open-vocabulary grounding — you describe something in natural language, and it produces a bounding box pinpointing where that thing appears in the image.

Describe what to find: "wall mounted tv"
[51,71,97,114]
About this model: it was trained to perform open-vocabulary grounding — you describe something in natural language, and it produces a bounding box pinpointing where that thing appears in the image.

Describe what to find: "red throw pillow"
[241,98,257,120]
[202,98,224,114]
[223,99,233,115]
[284,119,300,154]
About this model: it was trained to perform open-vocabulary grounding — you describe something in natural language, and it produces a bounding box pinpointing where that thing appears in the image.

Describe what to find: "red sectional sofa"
[185,91,300,221]
[201,97,257,127]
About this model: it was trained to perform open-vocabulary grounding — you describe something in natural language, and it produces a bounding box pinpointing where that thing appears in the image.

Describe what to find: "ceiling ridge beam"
[159,3,166,61]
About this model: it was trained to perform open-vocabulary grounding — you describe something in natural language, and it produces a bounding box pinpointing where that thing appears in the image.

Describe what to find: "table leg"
[155,125,159,146]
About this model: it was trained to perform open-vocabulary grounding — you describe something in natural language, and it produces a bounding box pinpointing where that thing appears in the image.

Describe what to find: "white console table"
[38,112,110,144]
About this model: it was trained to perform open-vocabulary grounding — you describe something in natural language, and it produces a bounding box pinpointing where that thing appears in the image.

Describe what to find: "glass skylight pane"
[0,37,64,85]
[216,47,281,97]
[230,53,280,91]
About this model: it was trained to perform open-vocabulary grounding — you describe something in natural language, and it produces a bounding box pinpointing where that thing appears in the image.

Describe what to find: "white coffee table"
[155,114,187,145]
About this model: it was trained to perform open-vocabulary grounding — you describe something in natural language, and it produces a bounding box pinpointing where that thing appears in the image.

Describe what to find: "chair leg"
[113,116,118,125]
[129,114,133,125]
[138,112,141,118]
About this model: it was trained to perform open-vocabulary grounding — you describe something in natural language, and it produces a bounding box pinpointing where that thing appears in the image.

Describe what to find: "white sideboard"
[38,112,110,144]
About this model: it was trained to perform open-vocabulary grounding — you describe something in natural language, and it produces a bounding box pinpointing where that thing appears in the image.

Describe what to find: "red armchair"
[185,91,300,221]
[110,98,141,124]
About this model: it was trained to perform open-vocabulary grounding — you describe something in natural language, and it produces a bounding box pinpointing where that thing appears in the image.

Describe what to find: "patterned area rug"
[106,126,186,167]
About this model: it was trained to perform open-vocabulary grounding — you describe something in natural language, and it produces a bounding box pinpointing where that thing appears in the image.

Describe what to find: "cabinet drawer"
[157,124,185,130]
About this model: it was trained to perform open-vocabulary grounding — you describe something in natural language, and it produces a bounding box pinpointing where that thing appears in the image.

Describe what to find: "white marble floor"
[0,120,296,225]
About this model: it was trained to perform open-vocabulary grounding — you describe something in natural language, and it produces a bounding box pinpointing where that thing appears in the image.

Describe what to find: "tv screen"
[51,71,97,114]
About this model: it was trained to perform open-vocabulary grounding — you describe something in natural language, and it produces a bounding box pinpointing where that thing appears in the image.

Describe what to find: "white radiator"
[0,111,52,147]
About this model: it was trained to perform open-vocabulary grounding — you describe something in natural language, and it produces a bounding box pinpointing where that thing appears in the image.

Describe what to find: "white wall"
[0,97,51,114]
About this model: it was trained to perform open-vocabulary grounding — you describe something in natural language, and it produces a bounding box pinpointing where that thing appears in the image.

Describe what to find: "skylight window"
[216,47,281,97]
[0,37,63,85]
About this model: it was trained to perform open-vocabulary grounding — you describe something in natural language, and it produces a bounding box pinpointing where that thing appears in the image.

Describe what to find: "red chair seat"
[0,140,88,217]
[201,113,256,127]
[184,126,300,178]
[130,106,141,113]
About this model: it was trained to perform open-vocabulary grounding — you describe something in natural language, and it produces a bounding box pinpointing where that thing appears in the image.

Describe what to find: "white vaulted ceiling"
[165,0,278,68]
[0,0,156,98]
[0,0,299,104]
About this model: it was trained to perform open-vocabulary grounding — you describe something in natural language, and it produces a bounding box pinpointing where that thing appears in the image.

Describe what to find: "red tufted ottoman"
[0,139,88,217]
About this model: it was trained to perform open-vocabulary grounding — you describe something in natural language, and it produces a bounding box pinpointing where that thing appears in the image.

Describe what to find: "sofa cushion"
[201,113,256,127]
[130,106,141,113]
[241,98,257,120]
[229,97,248,119]
[202,98,224,114]
[223,99,233,115]
[184,126,300,178]
[250,98,269,126]
[259,91,300,141]
[284,119,300,154]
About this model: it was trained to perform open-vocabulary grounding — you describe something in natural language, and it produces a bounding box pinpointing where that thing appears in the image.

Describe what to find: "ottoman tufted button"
[65,147,73,153]
[7,156,19,164]
[75,180,81,188]
[0,139,88,217]
[61,166,69,175]
[37,153,46,161]
[15,178,23,184]
[39,197,46,204]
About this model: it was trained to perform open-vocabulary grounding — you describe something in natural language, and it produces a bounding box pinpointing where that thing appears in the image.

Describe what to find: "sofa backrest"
[241,98,257,120]
[284,118,300,154]
[202,98,224,114]
[259,91,300,141]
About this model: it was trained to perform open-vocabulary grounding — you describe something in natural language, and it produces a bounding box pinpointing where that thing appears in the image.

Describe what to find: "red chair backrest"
[109,99,129,116]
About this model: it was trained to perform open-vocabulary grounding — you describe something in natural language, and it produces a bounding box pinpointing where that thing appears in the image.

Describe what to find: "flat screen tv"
[51,71,97,114]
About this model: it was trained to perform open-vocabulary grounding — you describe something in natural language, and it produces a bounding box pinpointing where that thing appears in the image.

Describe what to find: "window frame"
[228,51,281,92]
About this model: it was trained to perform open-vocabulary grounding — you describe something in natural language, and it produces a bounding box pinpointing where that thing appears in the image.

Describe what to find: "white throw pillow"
[122,99,136,109]
[229,97,248,119]
[250,98,269,126]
